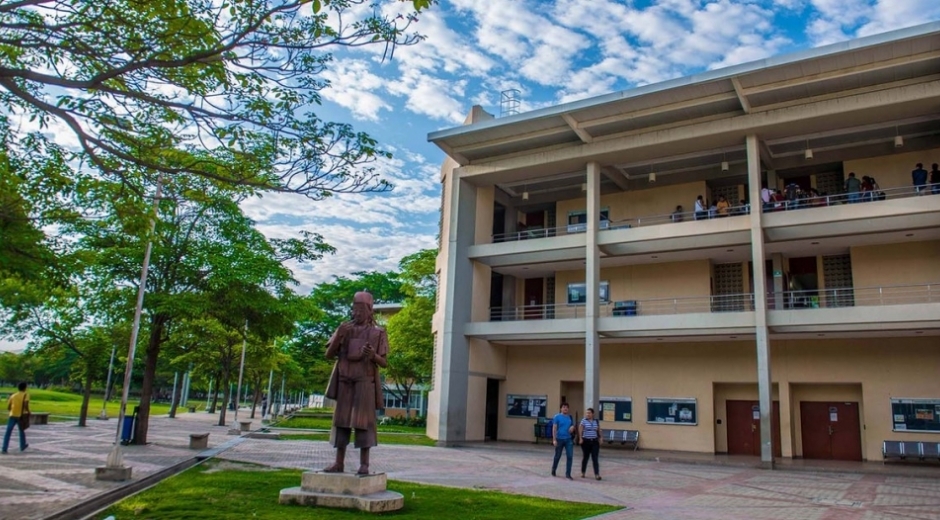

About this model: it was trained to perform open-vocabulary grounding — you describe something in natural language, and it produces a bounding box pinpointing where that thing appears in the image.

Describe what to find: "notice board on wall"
[506,394,548,419]
[599,396,632,422]
[891,398,940,433]
[647,398,697,425]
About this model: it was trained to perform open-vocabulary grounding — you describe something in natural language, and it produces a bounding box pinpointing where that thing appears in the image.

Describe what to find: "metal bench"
[883,440,940,463]
[604,429,639,451]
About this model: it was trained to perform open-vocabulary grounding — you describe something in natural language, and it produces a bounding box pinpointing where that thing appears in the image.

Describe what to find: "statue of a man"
[323,291,388,475]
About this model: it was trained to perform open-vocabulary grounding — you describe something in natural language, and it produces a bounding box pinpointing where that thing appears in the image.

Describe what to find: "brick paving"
[2,412,940,520]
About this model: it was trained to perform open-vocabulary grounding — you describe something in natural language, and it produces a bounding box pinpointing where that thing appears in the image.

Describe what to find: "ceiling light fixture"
[522,183,529,200]
[721,161,729,172]
[581,182,587,192]
[895,126,903,148]
[648,172,657,183]
[804,148,813,160]
[811,241,819,245]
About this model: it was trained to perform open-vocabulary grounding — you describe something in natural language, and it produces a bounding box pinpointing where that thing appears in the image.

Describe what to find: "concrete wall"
[851,240,940,288]
[843,146,940,190]
[474,337,940,461]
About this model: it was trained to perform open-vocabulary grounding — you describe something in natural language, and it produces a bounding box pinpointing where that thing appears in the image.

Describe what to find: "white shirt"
[761,188,772,204]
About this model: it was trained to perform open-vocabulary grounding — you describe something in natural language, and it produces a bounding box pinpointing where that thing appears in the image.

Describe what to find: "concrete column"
[772,253,785,310]
[436,176,477,445]
[584,162,602,414]
[747,134,775,468]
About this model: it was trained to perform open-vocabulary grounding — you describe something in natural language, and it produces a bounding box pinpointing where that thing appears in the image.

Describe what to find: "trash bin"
[120,406,140,445]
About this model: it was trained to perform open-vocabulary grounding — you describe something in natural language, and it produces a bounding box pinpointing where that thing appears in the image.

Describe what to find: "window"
[383,391,423,410]
[567,281,610,305]
[567,209,610,233]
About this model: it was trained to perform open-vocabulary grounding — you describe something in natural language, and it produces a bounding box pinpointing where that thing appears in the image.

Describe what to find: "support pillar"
[436,176,477,445]
[584,162,601,413]
[747,134,775,468]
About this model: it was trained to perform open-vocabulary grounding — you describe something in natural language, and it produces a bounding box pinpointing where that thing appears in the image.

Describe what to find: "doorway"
[523,278,544,320]
[726,400,782,457]
[560,381,584,426]
[484,378,500,441]
[799,401,862,461]
[787,257,819,308]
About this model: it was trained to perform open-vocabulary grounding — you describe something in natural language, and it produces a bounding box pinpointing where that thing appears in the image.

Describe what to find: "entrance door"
[727,400,782,457]
[523,278,544,320]
[800,402,862,461]
[560,381,584,426]
[484,378,499,441]
[787,257,819,308]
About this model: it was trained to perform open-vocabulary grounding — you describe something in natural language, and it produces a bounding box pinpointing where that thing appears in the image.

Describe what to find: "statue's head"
[352,291,374,325]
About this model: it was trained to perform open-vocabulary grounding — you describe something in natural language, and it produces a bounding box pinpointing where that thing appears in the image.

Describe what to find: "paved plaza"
[1,412,939,519]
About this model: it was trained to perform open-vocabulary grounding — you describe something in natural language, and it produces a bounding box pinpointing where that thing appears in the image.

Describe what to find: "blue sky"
[243,0,940,290]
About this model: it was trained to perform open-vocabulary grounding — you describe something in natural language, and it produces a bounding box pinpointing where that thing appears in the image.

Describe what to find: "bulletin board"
[891,398,940,433]
[647,398,697,426]
[599,396,633,422]
[506,394,547,419]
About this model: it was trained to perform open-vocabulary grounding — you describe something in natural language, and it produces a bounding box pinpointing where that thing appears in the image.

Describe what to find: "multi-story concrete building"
[425,23,940,465]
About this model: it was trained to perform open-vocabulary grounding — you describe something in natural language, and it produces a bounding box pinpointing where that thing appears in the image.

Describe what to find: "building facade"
[425,23,940,464]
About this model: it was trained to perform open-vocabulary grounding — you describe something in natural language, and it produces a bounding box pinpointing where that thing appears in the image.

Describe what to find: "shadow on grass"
[96,460,621,519]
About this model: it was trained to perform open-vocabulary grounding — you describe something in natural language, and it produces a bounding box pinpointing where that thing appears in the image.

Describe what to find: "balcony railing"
[493,226,560,243]
[768,283,940,310]
[489,293,755,321]
[761,183,940,213]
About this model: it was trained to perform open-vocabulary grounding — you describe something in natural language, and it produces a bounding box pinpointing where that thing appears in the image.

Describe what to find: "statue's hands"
[362,344,375,361]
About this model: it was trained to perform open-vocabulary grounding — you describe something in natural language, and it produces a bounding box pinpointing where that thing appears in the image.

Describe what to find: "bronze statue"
[323,291,388,475]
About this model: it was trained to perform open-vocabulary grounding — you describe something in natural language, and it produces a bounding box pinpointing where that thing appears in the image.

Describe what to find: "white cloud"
[320,60,392,121]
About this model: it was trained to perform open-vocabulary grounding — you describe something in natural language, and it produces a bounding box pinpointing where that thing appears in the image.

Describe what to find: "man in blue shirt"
[913,163,929,194]
[551,403,575,479]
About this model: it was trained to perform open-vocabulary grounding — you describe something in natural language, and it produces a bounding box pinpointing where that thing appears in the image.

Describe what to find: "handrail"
[489,293,755,321]
[767,283,939,309]
[761,182,940,212]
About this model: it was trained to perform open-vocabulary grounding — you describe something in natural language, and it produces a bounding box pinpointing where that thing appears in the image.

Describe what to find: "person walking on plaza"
[551,402,575,480]
[578,407,602,480]
[912,163,928,194]
[3,382,29,454]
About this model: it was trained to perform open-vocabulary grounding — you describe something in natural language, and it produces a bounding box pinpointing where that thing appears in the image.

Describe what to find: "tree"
[384,249,436,417]
[0,0,433,197]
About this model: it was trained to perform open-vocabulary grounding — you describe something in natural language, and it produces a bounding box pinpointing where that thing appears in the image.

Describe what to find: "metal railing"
[488,293,755,322]
[768,283,940,310]
[761,183,940,213]
[493,226,561,243]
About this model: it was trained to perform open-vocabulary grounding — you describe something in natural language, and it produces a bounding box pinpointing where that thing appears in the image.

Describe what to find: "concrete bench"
[604,429,640,451]
[883,440,940,463]
[189,433,210,449]
[238,420,252,432]
[29,413,50,425]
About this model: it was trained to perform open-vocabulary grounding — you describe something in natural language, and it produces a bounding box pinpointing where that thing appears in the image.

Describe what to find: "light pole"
[97,343,117,420]
[99,173,163,481]
[231,320,248,431]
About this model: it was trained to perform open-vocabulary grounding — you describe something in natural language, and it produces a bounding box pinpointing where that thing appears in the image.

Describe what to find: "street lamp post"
[230,321,248,433]
[97,343,117,420]
[97,173,163,482]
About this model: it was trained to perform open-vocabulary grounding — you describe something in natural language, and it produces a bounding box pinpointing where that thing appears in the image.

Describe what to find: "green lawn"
[96,460,620,519]
[0,387,173,420]
[277,416,426,434]
[279,433,436,447]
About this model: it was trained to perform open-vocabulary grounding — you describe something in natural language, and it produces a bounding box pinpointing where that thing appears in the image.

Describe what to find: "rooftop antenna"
[500,89,521,117]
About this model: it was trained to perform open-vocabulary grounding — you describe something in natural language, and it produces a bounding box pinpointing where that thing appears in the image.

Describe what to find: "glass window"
[567,281,610,305]
[567,209,610,233]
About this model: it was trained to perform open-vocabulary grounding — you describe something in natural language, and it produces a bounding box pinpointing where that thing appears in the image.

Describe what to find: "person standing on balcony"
[551,402,575,480]
[760,186,773,212]
[694,196,706,220]
[844,172,861,203]
[912,163,928,194]
[578,407,602,480]
[671,205,684,222]
[929,163,939,195]
[716,196,731,217]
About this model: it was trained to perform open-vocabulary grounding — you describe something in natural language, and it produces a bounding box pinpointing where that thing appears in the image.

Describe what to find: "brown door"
[523,278,544,320]
[727,400,782,457]
[800,402,862,461]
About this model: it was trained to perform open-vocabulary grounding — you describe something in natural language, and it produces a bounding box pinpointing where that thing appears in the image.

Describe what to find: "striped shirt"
[580,418,599,440]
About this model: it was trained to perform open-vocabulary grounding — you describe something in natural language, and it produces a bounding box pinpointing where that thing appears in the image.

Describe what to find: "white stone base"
[279,472,403,513]
[95,466,132,481]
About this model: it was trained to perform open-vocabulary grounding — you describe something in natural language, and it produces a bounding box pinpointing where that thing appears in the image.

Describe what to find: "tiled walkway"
[2,412,940,520]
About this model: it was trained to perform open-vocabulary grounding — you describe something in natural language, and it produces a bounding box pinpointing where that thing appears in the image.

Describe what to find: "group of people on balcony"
[683,195,750,221]
[913,163,940,195]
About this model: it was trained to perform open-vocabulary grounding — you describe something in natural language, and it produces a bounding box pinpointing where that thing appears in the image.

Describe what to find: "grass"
[277,416,426,434]
[279,433,437,447]
[0,387,173,421]
[96,460,620,519]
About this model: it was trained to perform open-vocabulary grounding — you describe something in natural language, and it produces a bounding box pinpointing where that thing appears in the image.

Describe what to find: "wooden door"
[727,400,782,457]
[523,278,544,320]
[800,401,862,461]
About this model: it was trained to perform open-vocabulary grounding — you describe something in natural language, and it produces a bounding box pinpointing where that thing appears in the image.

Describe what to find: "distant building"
[425,23,940,464]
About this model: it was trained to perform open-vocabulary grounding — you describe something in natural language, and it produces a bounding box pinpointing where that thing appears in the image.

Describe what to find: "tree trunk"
[217,373,231,427]
[134,314,167,445]
[403,384,412,419]
[250,385,261,419]
[168,371,185,418]
[78,369,93,427]
[209,373,220,413]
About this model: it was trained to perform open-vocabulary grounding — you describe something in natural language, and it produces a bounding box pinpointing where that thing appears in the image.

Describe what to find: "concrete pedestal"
[279,472,403,513]
[238,420,252,432]
[95,466,132,481]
